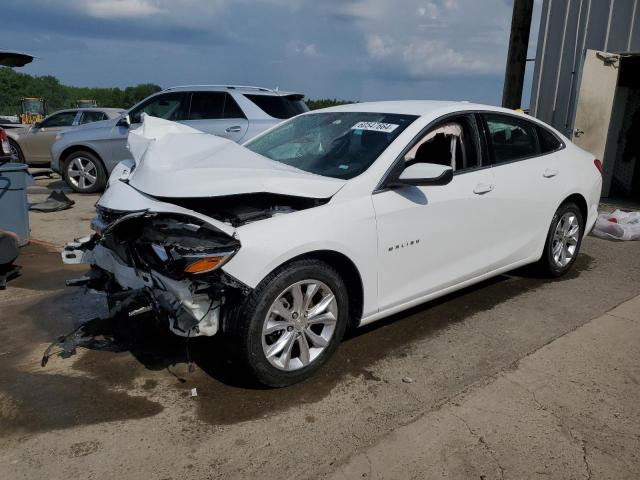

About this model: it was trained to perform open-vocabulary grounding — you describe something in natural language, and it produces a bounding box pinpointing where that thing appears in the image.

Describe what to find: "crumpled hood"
[125,115,346,199]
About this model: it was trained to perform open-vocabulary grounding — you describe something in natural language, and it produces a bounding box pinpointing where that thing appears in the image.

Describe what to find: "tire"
[63,150,107,193]
[8,139,24,164]
[228,259,349,387]
[537,202,584,277]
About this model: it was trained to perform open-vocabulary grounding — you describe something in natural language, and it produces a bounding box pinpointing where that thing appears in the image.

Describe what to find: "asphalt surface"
[1,227,640,478]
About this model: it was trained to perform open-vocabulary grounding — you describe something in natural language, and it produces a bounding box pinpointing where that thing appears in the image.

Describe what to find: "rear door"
[182,92,248,142]
[482,112,565,264]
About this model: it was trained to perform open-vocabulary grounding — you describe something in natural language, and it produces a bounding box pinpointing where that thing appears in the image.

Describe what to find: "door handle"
[473,183,494,195]
[543,168,559,178]
[225,125,242,133]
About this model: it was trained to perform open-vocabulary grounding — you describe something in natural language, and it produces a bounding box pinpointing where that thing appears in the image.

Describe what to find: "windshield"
[245,112,417,179]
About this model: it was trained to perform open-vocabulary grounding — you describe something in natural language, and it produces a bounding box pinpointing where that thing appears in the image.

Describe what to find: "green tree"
[0,67,161,116]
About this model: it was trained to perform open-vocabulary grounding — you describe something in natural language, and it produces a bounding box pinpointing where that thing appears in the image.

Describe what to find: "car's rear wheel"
[8,139,24,163]
[63,151,106,193]
[229,259,348,387]
[537,202,584,277]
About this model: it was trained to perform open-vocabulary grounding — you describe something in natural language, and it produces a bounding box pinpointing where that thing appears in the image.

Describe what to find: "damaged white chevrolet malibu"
[62,101,602,386]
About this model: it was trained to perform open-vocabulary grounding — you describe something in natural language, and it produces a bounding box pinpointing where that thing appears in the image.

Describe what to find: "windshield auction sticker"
[351,121,399,133]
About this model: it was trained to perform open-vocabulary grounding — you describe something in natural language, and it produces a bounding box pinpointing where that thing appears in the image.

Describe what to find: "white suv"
[51,85,308,193]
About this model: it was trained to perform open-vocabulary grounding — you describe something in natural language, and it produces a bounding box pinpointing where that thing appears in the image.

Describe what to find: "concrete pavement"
[327,295,640,479]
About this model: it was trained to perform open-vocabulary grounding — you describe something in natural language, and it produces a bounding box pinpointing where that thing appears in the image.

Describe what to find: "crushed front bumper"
[62,234,233,337]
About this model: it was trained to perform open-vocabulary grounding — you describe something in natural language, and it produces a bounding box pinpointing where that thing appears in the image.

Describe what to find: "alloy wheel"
[261,280,338,371]
[551,212,580,267]
[9,142,22,162]
[67,156,98,190]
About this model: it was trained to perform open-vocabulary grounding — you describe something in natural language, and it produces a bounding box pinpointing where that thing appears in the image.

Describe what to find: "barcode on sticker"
[351,122,399,133]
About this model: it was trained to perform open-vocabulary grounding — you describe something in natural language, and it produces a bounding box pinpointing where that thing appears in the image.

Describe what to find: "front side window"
[79,111,107,124]
[130,93,186,124]
[484,113,540,163]
[245,112,417,179]
[404,115,481,172]
[40,111,77,128]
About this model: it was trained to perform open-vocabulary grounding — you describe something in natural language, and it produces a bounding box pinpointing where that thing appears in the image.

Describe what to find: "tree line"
[0,67,353,115]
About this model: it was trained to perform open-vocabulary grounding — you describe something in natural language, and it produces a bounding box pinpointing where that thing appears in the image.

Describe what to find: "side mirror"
[117,114,130,128]
[33,121,42,129]
[387,163,453,188]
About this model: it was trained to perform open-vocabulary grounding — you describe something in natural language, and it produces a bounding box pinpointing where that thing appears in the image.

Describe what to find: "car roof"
[46,108,124,116]
[316,100,522,117]
[162,85,303,97]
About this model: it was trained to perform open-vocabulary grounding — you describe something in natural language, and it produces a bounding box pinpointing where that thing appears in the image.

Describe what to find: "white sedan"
[63,102,602,386]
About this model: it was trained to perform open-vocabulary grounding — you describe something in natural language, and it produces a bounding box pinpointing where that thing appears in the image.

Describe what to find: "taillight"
[0,129,9,156]
[594,158,603,175]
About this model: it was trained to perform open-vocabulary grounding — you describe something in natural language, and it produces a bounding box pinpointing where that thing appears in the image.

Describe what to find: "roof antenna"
[274,86,279,92]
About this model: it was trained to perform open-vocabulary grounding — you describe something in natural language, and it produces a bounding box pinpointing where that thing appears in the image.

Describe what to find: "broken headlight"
[154,244,238,275]
[132,215,241,277]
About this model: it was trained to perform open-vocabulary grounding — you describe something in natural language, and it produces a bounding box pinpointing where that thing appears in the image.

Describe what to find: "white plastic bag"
[592,210,640,241]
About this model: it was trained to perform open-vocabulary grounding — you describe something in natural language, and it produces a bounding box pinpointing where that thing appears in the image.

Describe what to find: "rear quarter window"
[536,125,564,154]
[244,94,308,119]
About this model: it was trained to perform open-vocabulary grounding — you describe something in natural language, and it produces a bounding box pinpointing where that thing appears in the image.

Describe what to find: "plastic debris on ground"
[592,210,640,241]
[29,190,75,212]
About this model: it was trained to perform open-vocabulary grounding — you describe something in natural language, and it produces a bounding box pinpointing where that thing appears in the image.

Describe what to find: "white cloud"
[81,0,165,19]
[287,41,324,58]
[366,34,492,76]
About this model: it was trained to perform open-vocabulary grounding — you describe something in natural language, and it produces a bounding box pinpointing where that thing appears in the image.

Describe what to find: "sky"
[1,0,542,106]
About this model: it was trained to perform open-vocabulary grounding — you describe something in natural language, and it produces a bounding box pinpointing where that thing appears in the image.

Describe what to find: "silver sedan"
[6,108,123,166]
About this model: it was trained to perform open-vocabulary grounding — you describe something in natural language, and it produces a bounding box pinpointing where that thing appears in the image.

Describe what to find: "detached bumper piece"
[41,290,145,367]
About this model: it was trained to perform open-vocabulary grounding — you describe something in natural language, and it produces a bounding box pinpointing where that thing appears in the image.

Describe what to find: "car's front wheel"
[538,201,584,277]
[63,151,107,193]
[229,259,348,387]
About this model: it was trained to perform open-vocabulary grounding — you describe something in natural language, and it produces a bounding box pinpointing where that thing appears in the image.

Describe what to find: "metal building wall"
[529,0,640,136]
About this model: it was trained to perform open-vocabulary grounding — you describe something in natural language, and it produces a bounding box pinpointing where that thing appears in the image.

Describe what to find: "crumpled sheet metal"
[122,114,346,199]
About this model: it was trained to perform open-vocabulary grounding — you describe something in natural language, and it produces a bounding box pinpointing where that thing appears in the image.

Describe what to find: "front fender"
[221,197,379,318]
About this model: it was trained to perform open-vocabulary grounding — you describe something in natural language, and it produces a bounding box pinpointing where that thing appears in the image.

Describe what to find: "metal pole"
[502,0,535,109]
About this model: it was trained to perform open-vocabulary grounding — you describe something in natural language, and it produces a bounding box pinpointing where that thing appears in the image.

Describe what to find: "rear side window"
[537,125,563,153]
[244,94,308,119]
[79,111,107,124]
[222,94,245,119]
[188,92,224,119]
[187,92,246,120]
[484,113,541,163]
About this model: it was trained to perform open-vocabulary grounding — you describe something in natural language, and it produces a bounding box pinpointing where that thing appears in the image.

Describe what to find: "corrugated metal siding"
[530,0,640,136]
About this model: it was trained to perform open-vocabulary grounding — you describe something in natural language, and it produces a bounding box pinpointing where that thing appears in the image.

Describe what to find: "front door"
[22,110,79,163]
[373,114,498,311]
